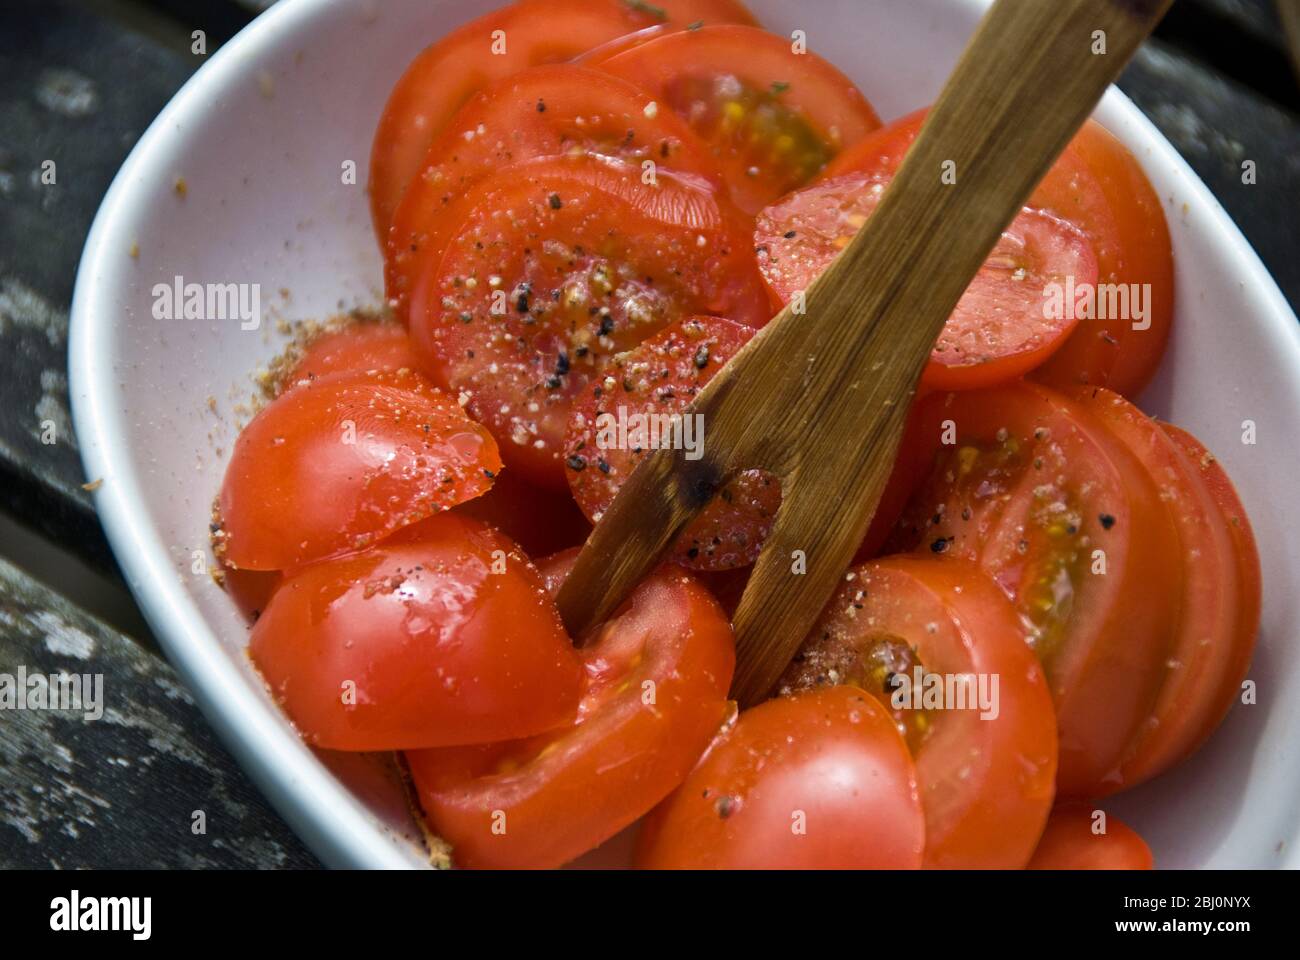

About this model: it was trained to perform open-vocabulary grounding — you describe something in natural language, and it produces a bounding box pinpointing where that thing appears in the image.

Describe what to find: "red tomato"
[406,552,735,869]
[385,64,726,320]
[221,566,281,623]
[599,25,880,214]
[564,315,779,570]
[249,514,582,751]
[1027,804,1153,869]
[1076,390,1258,791]
[217,369,501,570]
[886,383,1181,797]
[407,155,771,489]
[454,468,592,559]
[1031,122,1175,397]
[780,557,1057,869]
[281,323,419,389]
[756,109,1100,391]
[635,686,925,869]
[369,0,758,237]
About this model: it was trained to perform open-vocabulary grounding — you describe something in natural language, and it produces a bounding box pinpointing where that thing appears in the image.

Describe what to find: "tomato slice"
[635,686,925,869]
[1031,122,1175,396]
[385,64,726,319]
[406,551,735,869]
[780,557,1057,869]
[369,0,758,237]
[756,110,1100,390]
[886,383,1181,797]
[408,155,771,488]
[599,25,881,214]
[216,369,501,571]
[249,514,582,751]
[1026,804,1153,869]
[279,322,419,390]
[1076,390,1257,791]
[453,468,592,560]
[1162,423,1261,698]
[564,315,780,569]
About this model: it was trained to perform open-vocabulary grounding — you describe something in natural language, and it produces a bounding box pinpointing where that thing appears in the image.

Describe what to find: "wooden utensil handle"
[557,0,1173,702]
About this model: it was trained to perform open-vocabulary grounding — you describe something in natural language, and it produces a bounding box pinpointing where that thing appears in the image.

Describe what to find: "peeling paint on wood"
[0,556,319,868]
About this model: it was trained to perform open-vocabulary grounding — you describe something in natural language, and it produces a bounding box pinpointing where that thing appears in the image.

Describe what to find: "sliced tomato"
[1076,390,1257,791]
[369,0,758,237]
[886,383,1181,797]
[385,64,726,319]
[780,556,1057,869]
[408,155,771,488]
[635,686,925,869]
[249,514,582,751]
[221,566,281,623]
[216,369,501,570]
[564,315,779,569]
[757,109,1100,390]
[454,468,592,559]
[599,25,880,214]
[1026,804,1153,869]
[280,322,418,389]
[1031,122,1175,396]
[406,551,735,869]
[1162,423,1261,697]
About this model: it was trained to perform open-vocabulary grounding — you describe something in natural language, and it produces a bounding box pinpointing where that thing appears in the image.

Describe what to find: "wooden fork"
[556,0,1175,706]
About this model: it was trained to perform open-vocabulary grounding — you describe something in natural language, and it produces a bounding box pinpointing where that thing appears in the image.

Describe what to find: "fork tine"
[729,423,904,707]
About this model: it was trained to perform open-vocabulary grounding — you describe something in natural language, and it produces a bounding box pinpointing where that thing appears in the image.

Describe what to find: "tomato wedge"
[385,64,726,319]
[886,383,1181,797]
[635,686,925,869]
[564,315,780,569]
[217,369,501,571]
[369,0,758,237]
[280,322,419,389]
[406,551,735,869]
[249,514,582,751]
[599,25,880,214]
[408,155,771,488]
[757,109,1100,390]
[1026,804,1153,869]
[1075,390,1258,791]
[454,468,591,559]
[1031,121,1175,396]
[780,557,1057,869]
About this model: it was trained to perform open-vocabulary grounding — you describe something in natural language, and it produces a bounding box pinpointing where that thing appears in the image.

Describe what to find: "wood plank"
[0,0,200,571]
[0,554,320,868]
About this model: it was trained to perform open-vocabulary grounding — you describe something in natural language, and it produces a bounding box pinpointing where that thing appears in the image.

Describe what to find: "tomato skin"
[408,155,771,489]
[1162,422,1261,713]
[281,323,418,389]
[217,369,501,571]
[369,0,758,237]
[888,383,1181,797]
[781,557,1058,869]
[564,315,780,570]
[1076,390,1258,792]
[1026,804,1153,869]
[221,566,281,623]
[1030,122,1175,397]
[600,25,880,213]
[636,686,924,869]
[249,514,582,751]
[407,552,735,869]
[385,64,726,320]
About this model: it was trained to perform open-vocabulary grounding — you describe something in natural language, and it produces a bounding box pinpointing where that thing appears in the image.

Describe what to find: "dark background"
[1,0,1298,869]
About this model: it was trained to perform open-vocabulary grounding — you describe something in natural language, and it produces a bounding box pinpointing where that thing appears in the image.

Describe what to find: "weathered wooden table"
[2,0,1298,869]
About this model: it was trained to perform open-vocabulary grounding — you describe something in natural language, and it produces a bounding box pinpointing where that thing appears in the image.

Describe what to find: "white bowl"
[70,0,1300,869]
